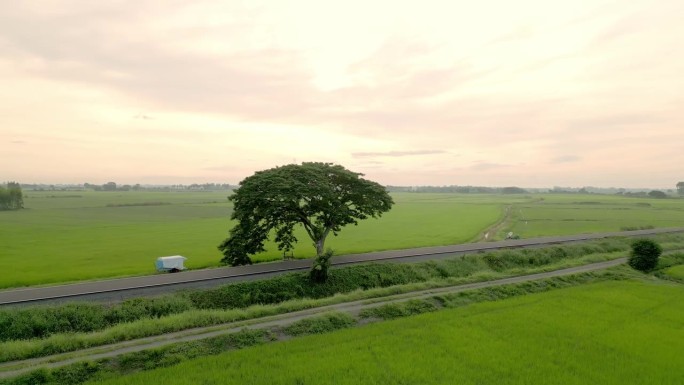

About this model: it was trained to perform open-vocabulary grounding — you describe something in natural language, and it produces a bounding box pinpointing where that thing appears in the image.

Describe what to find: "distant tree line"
[0,182,24,210]
[387,185,529,194]
[21,182,233,191]
[83,182,233,191]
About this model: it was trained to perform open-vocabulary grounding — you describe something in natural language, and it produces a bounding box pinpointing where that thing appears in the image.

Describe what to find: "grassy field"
[1,190,682,288]
[0,191,513,288]
[504,194,684,238]
[85,279,684,385]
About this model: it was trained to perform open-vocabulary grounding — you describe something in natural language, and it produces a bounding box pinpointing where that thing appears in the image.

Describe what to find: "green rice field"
[0,191,512,288]
[86,279,684,385]
[505,194,684,238]
[1,190,682,288]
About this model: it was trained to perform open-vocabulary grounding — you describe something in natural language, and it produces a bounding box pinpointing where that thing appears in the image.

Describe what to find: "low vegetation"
[0,237,636,344]
[283,312,356,336]
[3,237,683,365]
[0,269,643,385]
[6,273,680,385]
[663,265,684,280]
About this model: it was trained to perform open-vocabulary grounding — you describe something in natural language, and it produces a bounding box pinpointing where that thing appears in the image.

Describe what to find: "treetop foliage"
[219,162,394,266]
[648,190,667,199]
[0,181,23,211]
[628,238,662,272]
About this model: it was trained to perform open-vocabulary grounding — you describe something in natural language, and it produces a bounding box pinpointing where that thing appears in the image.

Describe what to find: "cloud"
[352,150,447,158]
[0,2,318,120]
[469,162,513,171]
[202,165,237,172]
[552,155,581,163]
[1,0,683,188]
[566,114,661,131]
[133,114,154,120]
[11,140,27,144]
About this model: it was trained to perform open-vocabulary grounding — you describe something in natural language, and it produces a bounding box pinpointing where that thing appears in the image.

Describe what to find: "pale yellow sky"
[1,0,682,188]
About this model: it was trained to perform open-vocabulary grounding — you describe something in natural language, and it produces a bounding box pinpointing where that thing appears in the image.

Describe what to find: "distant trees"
[677,182,684,196]
[84,182,232,191]
[628,239,662,272]
[389,185,532,194]
[648,190,667,199]
[0,182,24,210]
[501,186,528,194]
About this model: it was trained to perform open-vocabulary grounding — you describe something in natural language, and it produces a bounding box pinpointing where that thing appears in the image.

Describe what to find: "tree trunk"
[315,228,331,256]
[315,238,325,257]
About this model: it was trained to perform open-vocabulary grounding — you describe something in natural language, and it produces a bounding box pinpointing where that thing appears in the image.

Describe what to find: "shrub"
[628,239,662,272]
[310,249,334,283]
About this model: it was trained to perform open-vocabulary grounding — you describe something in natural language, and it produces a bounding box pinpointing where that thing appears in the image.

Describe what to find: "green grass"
[664,265,684,279]
[505,194,684,238]
[0,237,651,363]
[84,279,684,385]
[1,191,682,288]
[1,271,629,384]
[0,191,512,288]
[283,312,356,336]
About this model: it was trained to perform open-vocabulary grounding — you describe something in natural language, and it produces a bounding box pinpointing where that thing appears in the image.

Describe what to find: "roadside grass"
[0,237,636,340]
[60,277,684,385]
[3,237,683,364]
[282,312,356,336]
[664,265,684,280]
[0,269,651,385]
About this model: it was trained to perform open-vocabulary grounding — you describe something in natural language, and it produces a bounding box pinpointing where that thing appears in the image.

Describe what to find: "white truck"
[155,255,187,273]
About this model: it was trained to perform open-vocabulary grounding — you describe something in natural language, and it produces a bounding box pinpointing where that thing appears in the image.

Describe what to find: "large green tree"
[218,162,394,266]
[677,181,684,196]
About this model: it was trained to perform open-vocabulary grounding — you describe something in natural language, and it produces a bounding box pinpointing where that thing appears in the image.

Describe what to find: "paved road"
[1,227,682,305]
[0,258,627,379]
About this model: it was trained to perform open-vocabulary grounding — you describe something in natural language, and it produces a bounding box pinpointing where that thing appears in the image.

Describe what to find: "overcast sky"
[1,0,682,188]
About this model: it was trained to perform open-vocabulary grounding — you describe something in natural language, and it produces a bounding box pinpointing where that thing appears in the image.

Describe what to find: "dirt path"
[478,205,513,242]
[0,258,627,380]
[477,198,545,242]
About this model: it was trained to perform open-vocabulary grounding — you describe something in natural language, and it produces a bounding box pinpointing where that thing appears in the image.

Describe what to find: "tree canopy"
[628,239,662,272]
[218,162,394,266]
[677,181,684,196]
[0,182,24,211]
[648,190,667,199]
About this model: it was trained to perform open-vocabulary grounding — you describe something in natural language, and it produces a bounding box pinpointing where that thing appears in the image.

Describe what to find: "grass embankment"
[0,191,512,288]
[5,267,683,385]
[0,270,635,385]
[3,235,683,365]
[93,279,684,385]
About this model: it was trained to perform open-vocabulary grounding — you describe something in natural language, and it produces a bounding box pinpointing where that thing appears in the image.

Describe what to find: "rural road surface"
[1,227,682,305]
[0,257,628,379]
